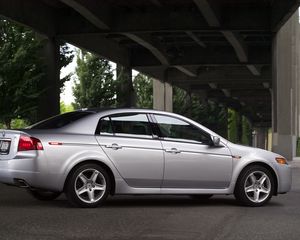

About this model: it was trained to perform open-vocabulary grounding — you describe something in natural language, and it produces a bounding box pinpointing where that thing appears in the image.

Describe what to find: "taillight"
[18,135,44,151]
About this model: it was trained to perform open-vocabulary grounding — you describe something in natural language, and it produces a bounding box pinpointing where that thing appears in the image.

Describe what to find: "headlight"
[275,157,288,165]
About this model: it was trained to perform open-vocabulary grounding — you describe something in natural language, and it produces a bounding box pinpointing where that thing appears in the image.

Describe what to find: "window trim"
[151,113,213,146]
[95,112,156,140]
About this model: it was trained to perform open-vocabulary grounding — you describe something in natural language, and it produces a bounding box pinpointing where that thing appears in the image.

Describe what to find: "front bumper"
[276,163,292,193]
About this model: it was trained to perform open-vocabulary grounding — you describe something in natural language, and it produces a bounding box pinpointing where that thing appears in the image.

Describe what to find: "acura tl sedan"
[0,108,292,207]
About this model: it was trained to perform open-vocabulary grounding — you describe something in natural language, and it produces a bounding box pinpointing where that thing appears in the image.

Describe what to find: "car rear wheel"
[65,164,111,208]
[234,165,274,207]
[28,190,61,201]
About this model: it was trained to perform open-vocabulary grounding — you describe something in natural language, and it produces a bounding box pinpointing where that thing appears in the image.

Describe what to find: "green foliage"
[173,86,228,138]
[133,73,153,108]
[60,102,74,114]
[228,109,239,143]
[73,51,116,109]
[0,18,74,128]
[10,119,29,129]
[59,44,74,91]
[0,18,44,128]
[241,116,252,145]
[228,109,252,145]
[0,118,28,129]
[132,80,228,137]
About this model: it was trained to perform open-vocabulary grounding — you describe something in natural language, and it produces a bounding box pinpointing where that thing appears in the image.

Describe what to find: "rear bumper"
[0,157,45,188]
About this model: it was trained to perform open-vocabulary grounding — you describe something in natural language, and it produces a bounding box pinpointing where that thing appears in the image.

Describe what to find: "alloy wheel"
[74,168,106,204]
[244,171,271,203]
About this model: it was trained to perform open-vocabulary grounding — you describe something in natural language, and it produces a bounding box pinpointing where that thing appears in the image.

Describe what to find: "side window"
[154,114,211,144]
[98,117,113,135]
[110,113,152,138]
[97,113,153,138]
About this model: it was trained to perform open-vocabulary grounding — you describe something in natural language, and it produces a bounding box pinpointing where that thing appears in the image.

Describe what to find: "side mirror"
[211,136,221,146]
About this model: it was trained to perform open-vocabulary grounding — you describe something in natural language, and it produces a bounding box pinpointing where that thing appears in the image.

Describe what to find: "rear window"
[29,111,94,129]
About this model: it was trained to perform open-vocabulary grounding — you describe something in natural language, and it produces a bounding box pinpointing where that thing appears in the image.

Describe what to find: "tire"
[190,194,213,201]
[234,165,275,207]
[64,163,111,208]
[28,189,61,201]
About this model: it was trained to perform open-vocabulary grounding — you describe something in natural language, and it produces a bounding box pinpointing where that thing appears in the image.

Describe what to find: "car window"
[154,114,211,144]
[98,113,153,138]
[98,117,113,135]
[30,111,94,129]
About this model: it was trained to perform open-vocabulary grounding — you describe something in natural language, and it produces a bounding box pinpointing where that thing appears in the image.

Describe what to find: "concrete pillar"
[38,37,60,120]
[153,79,173,112]
[296,10,300,140]
[253,128,267,149]
[272,11,299,160]
[116,65,136,107]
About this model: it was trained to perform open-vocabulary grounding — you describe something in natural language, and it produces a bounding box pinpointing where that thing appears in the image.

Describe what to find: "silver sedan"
[0,109,292,207]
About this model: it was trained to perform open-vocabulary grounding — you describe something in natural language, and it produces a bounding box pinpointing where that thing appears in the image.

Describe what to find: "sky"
[60,44,139,105]
[60,45,77,105]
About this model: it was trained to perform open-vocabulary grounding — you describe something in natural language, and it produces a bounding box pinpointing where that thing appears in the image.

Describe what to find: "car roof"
[76,107,164,113]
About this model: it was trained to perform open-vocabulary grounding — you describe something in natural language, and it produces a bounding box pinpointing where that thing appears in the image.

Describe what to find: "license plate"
[0,140,11,155]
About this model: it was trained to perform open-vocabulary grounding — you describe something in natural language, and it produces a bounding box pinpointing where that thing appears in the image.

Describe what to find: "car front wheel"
[234,165,274,207]
[65,164,111,208]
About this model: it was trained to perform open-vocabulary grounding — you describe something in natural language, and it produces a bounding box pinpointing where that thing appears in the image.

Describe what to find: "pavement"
[0,161,300,240]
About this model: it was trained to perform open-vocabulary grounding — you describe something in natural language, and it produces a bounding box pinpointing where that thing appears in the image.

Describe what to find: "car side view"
[0,108,292,207]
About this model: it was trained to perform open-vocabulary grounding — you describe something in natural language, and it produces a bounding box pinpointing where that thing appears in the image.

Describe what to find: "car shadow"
[102,195,283,208]
[0,191,284,209]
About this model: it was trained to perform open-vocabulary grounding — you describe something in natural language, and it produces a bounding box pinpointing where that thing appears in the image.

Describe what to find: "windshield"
[29,111,94,129]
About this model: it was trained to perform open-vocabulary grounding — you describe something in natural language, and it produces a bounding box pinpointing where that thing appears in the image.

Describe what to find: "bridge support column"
[272,11,299,160]
[253,128,267,149]
[38,37,60,120]
[116,65,136,107]
[153,79,173,112]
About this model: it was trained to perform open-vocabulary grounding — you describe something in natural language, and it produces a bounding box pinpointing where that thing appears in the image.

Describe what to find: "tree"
[133,73,152,108]
[0,18,44,128]
[228,109,239,143]
[73,51,116,109]
[132,76,228,138]
[173,86,228,138]
[0,18,74,128]
[59,44,74,91]
[60,101,74,114]
[241,116,252,145]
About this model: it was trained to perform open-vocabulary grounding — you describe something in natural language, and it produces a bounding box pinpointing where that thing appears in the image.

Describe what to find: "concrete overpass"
[0,0,300,160]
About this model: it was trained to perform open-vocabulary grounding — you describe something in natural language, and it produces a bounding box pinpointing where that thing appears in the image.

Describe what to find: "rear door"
[95,113,164,188]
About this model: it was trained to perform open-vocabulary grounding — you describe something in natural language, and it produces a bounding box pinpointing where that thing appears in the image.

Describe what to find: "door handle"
[105,143,122,150]
[165,148,181,154]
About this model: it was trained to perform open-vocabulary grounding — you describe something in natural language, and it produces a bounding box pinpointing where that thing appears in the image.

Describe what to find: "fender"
[227,157,279,193]
[56,149,122,191]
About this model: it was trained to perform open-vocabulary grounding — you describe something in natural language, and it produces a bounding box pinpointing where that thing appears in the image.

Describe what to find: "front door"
[153,114,233,189]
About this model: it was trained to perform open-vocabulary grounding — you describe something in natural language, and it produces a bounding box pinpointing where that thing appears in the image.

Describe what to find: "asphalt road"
[0,161,300,240]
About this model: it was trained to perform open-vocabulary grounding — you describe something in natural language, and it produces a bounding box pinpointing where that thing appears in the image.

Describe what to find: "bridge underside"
[0,0,300,159]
